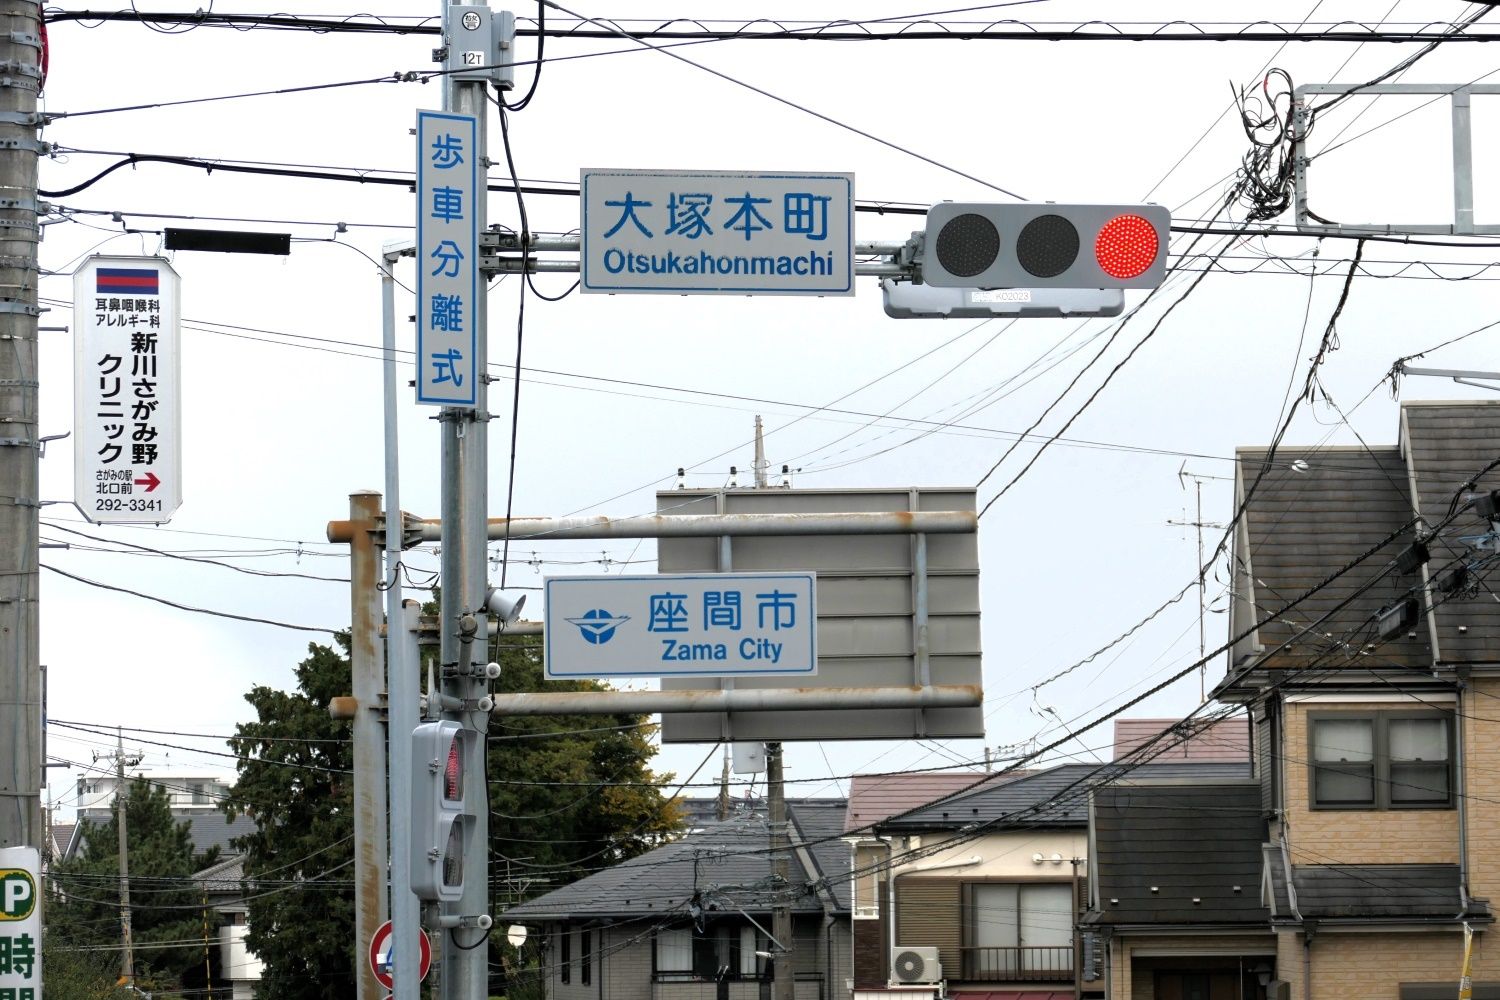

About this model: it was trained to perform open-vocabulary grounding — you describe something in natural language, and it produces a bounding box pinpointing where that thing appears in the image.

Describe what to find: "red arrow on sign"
[133,472,161,492]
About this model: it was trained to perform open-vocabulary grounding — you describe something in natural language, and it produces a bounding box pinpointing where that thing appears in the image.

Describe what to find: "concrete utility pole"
[747,417,795,1000]
[437,7,491,999]
[0,0,43,854]
[104,729,144,988]
[767,743,795,1000]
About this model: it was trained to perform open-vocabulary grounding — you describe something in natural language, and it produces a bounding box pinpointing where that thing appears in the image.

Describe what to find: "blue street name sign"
[416,111,479,407]
[580,169,854,295]
[544,572,818,678]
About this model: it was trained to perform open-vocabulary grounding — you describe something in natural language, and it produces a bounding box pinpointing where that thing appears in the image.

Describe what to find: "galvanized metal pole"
[350,491,390,1000]
[439,6,492,997]
[383,245,422,1000]
[767,743,794,1000]
[0,0,42,854]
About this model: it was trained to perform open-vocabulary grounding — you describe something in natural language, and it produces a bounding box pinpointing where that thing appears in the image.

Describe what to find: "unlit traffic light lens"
[1016,214,1080,279]
[1094,214,1160,280]
[934,213,1001,278]
[443,820,464,887]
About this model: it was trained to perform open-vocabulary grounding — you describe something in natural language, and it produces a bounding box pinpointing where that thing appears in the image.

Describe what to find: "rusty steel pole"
[349,490,389,1000]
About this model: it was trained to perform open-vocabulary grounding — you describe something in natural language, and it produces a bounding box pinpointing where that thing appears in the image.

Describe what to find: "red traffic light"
[1095,214,1160,280]
[444,738,463,801]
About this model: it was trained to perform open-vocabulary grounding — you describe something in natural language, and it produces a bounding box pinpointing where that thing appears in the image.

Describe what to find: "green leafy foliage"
[222,636,357,1000]
[223,615,683,998]
[40,946,131,1000]
[47,779,220,994]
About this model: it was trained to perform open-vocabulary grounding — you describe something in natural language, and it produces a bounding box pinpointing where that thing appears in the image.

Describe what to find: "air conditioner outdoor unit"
[892,946,942,984]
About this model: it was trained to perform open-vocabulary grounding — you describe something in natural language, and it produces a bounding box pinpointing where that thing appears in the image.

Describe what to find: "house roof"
[502,799,850,923]
[48,822,75,861]
[1402,401,1500,666]
[844,771,998,834]
[1222,401,1500,694]
[1088,780,1268,926]
[877,761,1250,832]
[191,854,253,914]
[1226,443,1428,680]
[1263,847,1481,922]
[1112,717,1250,763]
[71,808,255,859]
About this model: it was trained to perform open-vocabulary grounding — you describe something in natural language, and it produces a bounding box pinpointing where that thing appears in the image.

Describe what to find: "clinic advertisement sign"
[73,256,183,525]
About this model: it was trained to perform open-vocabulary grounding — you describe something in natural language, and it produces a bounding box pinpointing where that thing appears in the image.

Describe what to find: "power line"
[40,563,338,633]
[43,10,1500,43]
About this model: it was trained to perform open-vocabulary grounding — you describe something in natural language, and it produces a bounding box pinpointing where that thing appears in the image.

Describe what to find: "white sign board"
[544,572,817,678]
[657,488,983,743]
[0,847,40,1000]
[580,169,854,295]
[416,110,480,407]
[73,256,182,524]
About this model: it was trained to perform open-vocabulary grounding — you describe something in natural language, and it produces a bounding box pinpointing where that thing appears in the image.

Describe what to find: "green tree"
[489,634,682,884]
[223,618,683,999]
[40,945,131,1000]
[222,636,356,1000]
[47,779,219,994]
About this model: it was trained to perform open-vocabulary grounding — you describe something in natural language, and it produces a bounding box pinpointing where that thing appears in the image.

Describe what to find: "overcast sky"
[34,0,1500,817]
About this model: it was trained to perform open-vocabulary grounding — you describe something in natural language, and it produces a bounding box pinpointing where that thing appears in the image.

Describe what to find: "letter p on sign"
[0,870,35,920]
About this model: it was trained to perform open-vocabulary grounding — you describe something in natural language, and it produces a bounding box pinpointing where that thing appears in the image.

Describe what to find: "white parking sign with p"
[0,870,33,921]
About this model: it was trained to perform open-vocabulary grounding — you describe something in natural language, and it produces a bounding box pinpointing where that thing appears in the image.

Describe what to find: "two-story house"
[1091,399,1500,999]
[848,723,1249,1000]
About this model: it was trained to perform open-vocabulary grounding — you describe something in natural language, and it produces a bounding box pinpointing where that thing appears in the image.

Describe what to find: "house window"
[1310,711,1453,810]
[581,929,592,985]
[655,924,769,981]
[561,926,571,984]
[963,882,1074,980]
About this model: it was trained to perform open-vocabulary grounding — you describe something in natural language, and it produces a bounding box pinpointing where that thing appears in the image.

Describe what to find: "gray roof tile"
[844,771,1002,834]
[1402,401,1500,665]
[1089,781,1268,926]
[1292,863,1472,919]
[503,799,850,922]
[878,761,1249,831]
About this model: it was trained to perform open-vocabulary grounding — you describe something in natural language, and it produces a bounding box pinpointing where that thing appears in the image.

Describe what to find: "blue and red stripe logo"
[96,268,159,295]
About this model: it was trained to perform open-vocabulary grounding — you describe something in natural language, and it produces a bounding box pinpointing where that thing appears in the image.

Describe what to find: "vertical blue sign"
[416,111,479,407]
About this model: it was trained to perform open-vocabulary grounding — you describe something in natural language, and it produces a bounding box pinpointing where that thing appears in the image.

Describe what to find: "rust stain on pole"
[347,492,388,1000]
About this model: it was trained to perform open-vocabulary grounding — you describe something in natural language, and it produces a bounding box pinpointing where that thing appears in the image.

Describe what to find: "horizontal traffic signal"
[921,203,1171,290]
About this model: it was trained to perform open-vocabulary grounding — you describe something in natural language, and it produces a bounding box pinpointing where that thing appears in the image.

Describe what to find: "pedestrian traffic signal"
[411,721,474,902]
[920,203,1171,290]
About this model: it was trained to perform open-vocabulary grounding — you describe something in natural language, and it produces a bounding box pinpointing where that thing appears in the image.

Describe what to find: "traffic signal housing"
[920,203,1171,290]
[411,720,474,902]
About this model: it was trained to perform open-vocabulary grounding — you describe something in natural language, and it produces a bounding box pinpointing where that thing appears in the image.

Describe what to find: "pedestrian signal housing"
[411,721,474,902]
[920,203,1171,290]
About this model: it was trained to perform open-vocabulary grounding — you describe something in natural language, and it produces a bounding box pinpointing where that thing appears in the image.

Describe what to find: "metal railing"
[653,972,823,1000]
[961,946,1073,982]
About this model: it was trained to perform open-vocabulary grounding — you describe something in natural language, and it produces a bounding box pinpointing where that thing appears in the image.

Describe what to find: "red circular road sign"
[369,919,432,990]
